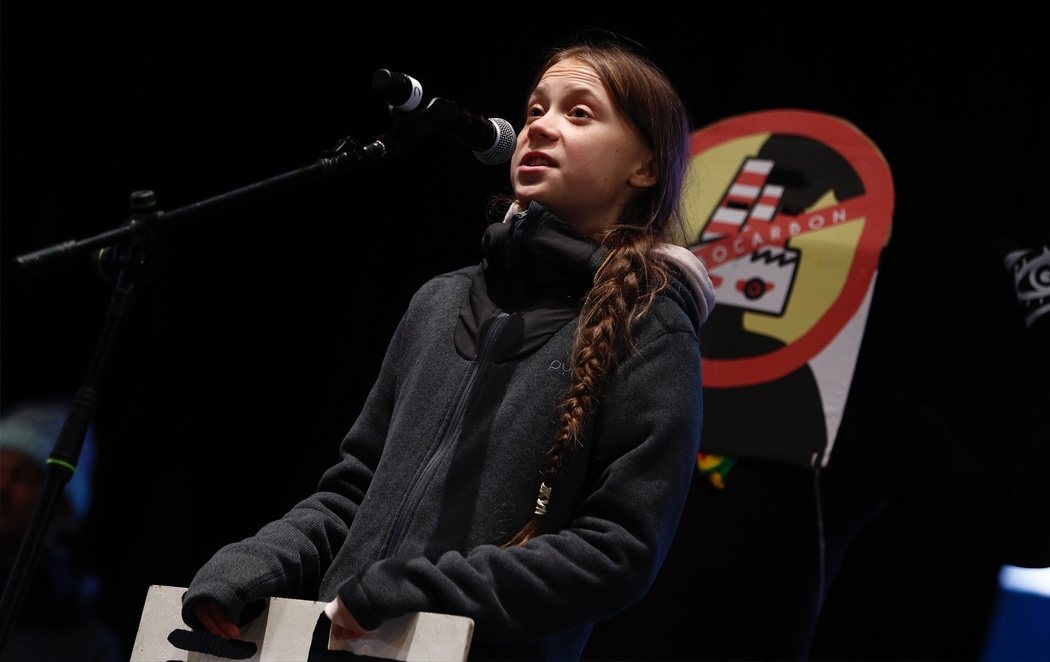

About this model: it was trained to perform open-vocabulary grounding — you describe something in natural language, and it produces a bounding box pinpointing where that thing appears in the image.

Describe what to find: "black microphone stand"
[0,131,396,651]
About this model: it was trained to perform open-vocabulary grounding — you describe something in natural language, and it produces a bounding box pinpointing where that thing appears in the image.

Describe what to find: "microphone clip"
[320,135,388,170]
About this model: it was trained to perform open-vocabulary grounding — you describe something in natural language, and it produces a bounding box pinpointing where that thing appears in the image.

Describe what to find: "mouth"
[520,152,556,168]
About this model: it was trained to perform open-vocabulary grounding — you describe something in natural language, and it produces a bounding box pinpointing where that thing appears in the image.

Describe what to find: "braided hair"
[503,37,691,546]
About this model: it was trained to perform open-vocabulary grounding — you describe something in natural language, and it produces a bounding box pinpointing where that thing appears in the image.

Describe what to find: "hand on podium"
[131,585,474,661]
[323,596,371,641]
[192,599,242,640]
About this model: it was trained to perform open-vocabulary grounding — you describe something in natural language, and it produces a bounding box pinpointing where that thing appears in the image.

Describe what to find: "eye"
[569,107,592,119]
[526,105,544,118]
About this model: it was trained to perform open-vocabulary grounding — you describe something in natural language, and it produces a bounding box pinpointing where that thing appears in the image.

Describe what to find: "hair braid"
[500,36,690,547]
[503,227,670,546]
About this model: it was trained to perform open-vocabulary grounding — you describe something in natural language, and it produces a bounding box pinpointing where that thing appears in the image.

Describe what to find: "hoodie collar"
[455,202,603,362]
[455,202,716,362]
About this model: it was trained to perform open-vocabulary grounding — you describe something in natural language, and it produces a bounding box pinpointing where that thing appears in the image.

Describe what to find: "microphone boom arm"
[10,136,387,278]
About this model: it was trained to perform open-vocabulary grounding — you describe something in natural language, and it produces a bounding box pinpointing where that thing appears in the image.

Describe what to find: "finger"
[197,601,239,639]
[331,623,366,640]
[194,602,221,636]
[209,602,240,640]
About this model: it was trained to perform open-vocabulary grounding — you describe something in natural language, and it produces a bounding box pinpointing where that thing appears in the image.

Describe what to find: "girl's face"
[510,57,656,237]
[0,450,45,535]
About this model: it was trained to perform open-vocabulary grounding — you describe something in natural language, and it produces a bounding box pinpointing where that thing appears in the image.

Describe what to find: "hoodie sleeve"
[336,308,703,642]
[180,301,408,629]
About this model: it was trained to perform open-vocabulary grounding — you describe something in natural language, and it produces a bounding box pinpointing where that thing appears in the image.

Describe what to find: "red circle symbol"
[690,110,894,388]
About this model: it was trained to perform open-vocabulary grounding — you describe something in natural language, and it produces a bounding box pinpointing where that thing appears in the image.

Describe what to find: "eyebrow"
[529,83,604,105]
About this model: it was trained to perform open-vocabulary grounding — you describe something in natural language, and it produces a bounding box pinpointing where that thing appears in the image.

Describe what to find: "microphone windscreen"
[474,117,516,165]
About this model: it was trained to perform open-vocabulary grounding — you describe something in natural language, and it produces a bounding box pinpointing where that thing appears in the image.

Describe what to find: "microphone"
[372,69,516,165]
[372,69,424,112]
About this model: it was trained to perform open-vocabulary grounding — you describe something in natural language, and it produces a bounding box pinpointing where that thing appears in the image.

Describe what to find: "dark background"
[2,7,1046,660]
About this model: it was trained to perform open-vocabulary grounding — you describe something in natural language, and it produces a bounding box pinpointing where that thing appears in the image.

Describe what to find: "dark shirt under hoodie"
[182,202,713,660]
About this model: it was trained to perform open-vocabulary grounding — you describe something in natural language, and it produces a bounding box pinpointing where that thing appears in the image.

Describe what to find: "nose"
[525,111,558,142]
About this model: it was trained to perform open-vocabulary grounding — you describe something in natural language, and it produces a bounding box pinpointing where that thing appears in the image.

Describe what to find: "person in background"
[0,397,124,662]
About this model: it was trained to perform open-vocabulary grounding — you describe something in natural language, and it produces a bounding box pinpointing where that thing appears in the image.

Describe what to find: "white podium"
[130,585,474,662]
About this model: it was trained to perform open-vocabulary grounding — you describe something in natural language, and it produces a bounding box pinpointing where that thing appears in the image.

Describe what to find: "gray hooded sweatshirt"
[183,202,715,660]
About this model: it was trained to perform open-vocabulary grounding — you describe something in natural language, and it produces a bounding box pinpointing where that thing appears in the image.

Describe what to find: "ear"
[628,157,658,189]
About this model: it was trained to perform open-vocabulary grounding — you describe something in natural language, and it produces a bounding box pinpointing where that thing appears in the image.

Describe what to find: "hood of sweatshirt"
[455,201,715,362]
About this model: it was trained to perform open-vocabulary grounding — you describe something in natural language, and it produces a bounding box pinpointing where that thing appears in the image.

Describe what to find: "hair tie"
[533,482,552,516]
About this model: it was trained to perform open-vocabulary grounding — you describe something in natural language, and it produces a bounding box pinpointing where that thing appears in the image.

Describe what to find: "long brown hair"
[503,37,691,546]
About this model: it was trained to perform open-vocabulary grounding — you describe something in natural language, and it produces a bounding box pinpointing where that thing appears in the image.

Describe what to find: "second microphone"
[372,69,516,165]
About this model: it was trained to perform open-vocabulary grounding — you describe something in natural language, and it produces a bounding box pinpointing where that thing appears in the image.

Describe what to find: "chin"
[515,191,552,212]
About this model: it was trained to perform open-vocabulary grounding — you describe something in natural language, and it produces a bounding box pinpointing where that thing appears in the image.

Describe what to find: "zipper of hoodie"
[378,311,510,558]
